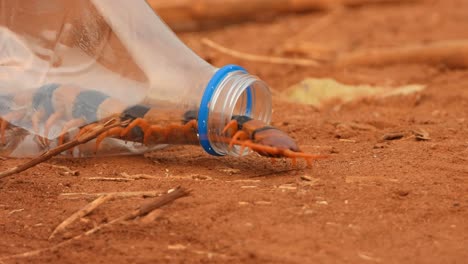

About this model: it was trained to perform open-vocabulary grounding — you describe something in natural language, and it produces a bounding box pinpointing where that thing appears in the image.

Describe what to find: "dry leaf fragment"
[301,175,313,181]
[412,129,431,141]
[167,244,187,251]
[283,78,425,107]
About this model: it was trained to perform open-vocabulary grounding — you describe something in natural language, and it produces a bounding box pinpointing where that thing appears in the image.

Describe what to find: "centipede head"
[252,128,301,156]
[223,116,328,166]
[230,137,328,167]
[230,128,328,166]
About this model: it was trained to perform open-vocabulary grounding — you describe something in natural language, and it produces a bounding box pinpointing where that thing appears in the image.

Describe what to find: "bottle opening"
[198,65,272,156]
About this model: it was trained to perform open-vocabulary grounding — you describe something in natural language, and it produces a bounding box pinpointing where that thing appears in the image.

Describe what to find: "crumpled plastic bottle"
[0,0,272,157]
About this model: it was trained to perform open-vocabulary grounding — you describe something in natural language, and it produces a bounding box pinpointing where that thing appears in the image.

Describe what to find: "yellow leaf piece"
[283,78,425,106]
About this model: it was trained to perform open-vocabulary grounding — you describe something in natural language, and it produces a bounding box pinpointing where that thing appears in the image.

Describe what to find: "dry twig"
[49,194,113,240]
[120,172,160,180]
[59,191,163,199]
[8,209,24,215]
[202,38,321,67]
[0,187,190,261]
[48,164,80,176]
[87,177,134,182]
[335,40,468,69]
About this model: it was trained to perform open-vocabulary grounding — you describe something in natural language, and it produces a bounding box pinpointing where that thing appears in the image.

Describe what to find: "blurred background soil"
[1,0,467,263]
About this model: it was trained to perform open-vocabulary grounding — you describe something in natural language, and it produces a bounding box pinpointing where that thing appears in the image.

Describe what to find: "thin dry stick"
[86,173,160,182]
[49,194,114,240]
[123,187,190,221]
[0,186,190,261]
[87,177,134,182]
[48,164,80,176]
[120,172,160,180]
[335,40,468,69]
[202,38,321,67]
[0,119,127,179]
[59,191,163,199]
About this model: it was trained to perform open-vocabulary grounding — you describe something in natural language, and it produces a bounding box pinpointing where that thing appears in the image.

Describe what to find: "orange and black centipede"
[1,83,327,165]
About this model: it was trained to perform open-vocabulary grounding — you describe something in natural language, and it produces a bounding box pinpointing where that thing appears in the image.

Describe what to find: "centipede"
[0,83,327,166]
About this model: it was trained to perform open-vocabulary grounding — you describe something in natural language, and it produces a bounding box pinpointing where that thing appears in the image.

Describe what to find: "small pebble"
[382,132,405,141]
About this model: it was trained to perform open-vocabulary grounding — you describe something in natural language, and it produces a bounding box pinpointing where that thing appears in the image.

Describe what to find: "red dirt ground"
[1,0,467,263]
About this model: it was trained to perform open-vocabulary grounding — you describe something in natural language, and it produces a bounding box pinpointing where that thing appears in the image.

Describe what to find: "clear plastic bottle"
[0,0,272,157]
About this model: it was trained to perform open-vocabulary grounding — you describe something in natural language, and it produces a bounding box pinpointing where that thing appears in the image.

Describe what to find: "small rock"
[396,190,410,197]
[373,143,387,149]
[382,132,405,141]
[335,124,357,139]
[192,174,212,180]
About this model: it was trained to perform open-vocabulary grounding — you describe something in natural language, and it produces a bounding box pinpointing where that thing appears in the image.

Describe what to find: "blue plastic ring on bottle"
[198,64,253,156]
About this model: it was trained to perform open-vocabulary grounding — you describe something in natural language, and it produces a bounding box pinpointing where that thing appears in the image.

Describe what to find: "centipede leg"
[0,111,25,145]
[43,111,63,142]
[222,120,239,136]
[238,139,253,155]
[58,118,86,145]
[182,119,198,135]
[229,130,250,148]
[174,119,198,140]
[235,139,280,156]
[71,123,102,156]
[31,110,45,136]
[120,118,150,138]
[0,119,8,145]
[95,126,125,153]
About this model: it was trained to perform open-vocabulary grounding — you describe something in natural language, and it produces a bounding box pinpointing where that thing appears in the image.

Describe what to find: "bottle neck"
[198,65,272,156]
